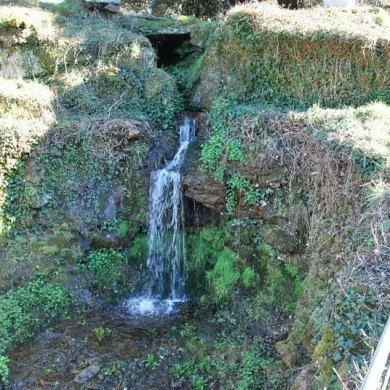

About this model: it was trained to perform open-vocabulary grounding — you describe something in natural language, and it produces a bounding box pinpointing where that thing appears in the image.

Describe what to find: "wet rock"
[80,235,92,251]
[103,3,121,13]
[239,164,287,187]
[184,198,220,228]
[259,223,300,253]
[183,170,226,211]
[90,229,128,249]
[73,364,101,384]
[77,289,94,306]
[84,0,120,8]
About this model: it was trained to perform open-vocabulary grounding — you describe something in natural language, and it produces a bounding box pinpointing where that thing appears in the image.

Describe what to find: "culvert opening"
[147,32,191,67]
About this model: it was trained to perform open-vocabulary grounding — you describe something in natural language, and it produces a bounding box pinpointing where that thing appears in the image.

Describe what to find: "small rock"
[77,289,94,306]
[171,380,182,389]
[74,364,101,384]
[84,0,120,4]
[80,236,91,251]
[30,193,52,209]
[84,0,121,11]
[103,4,120,13]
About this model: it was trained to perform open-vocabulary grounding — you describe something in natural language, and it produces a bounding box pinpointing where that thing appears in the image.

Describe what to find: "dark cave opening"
[146,32,191,68]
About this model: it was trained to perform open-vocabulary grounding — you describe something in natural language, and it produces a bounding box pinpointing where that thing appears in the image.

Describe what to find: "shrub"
[0,279,71,354]
[0,355,9,384]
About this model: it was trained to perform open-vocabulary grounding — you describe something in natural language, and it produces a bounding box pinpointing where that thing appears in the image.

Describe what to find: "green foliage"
[226,139,246,163]
[313,329,338,376]
[187,226,227,273]
[169,51,204,104]
[207,7,390,108]
[0,17,25,30]
[181,0,229,18]
[144,353,158,369]
[200,125,225,177]
[84,249,127,301]
[237,349,270,390]
[40,0,84,16]
[0,278,71,354]
[315,282,389,375]
[128,234,148,261]
[200,98,233,177]
[117,219,129,237]
[226,173,259,214]
[93,326,112,344]
[251,258,305,316]
[206,248,240,302]
[173,321,273,389]
[0,355,9,384]
[241,266,258,288]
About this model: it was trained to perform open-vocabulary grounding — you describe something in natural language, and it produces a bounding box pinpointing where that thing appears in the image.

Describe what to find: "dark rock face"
[278,0,298,9]
[182,142,308,253]
[84,0,121,13]
[147,33,191,68]
[183,171,227,211]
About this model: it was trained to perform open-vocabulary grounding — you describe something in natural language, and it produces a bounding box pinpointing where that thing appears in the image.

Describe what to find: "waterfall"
[124,116,195,316]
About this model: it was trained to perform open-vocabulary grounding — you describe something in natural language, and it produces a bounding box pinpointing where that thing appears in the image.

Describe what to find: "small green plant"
[206,248,240,302]
[226,139,246,163]
[93,326,111,344]
[192,375,208,390]
[117,219,129,236]
[144,353,158,369]
[0,355,9,384]
[128,234,148,260]
[241,267,258,288]
[226,173,260,214]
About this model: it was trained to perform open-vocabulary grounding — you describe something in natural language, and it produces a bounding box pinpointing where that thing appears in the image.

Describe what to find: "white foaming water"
[124,297,179,316]
[123,116,195,316]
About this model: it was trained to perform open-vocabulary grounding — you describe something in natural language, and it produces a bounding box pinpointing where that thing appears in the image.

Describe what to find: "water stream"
[124,116,195,316]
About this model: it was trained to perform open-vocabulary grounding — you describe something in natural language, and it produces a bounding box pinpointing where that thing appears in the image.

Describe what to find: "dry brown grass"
[0,5,56,43]
[231,103,389,251]
[0,79,55,160]
[227,4,390,46]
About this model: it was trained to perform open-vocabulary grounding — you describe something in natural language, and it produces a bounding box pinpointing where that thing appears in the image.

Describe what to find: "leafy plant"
[241,266,258,288]
[0,355,9,384]
[0,279,71,354]
[144,353,158,369]
[128,234,148,260]
[84,249,127,301]
[93,326,112,344]
[206,248,240,302]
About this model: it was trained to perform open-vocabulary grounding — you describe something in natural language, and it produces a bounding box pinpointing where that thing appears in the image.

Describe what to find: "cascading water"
[124,116,195,316]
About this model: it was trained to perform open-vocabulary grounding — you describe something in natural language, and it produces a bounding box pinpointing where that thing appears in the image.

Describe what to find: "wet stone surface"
[9,304,196,389]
